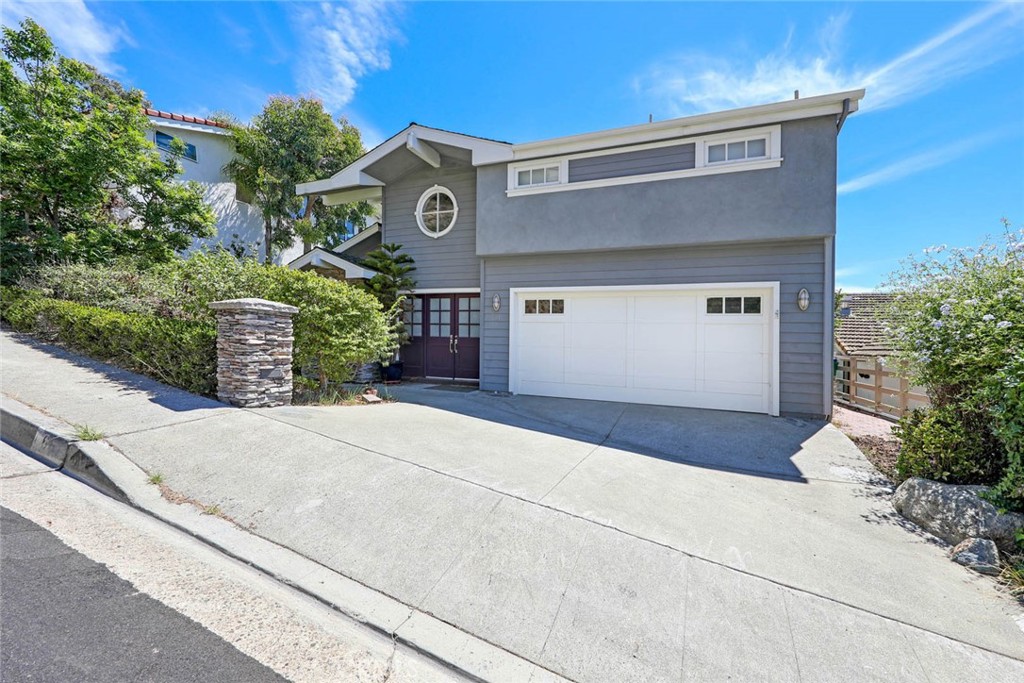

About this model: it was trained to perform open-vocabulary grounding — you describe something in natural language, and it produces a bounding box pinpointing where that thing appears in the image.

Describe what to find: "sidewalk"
[2,331,1023,682]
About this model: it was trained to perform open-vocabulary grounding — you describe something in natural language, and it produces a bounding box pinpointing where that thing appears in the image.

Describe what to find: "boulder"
[949,538,1001,576]
[892,477,1024,553]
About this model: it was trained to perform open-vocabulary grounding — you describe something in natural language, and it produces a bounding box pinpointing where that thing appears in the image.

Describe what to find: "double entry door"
[409,294,480,380]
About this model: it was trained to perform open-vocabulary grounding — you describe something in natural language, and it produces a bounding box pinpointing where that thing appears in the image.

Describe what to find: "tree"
[362,243,416,358]
[0,19,214,283]
[222,96,372,264]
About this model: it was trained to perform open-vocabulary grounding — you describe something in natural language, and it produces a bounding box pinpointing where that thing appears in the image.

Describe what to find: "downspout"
[835,98,851,134]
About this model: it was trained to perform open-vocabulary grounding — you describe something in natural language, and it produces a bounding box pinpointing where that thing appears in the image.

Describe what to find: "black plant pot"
[379,361,404,382]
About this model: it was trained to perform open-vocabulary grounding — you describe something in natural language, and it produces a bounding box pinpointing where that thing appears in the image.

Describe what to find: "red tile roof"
[143,108,230,130]
[835,293,896,356]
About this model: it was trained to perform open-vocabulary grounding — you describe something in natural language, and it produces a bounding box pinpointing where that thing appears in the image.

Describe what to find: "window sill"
[505,157,783,197]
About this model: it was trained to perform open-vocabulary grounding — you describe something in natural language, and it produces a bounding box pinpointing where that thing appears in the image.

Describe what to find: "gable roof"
[296,89,864,202]
[287,247,378,279]
[334,222,381,255]
[835,292,896,356]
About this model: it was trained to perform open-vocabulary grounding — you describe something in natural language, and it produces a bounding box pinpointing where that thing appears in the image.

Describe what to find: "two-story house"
[295,90,864,419]
[145,109,303,264]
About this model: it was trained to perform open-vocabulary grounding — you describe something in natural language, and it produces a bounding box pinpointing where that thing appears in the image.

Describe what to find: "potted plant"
[362,242,416,381]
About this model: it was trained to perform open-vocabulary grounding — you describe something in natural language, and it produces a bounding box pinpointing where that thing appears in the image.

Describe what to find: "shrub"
[883,224,1024,511]
[14,252,396,386]
[894,404,1004,483]
[1,287,216,395]
[20,261,165,315]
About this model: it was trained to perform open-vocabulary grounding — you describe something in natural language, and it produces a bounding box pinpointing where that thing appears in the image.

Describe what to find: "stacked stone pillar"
[209,298,299,408]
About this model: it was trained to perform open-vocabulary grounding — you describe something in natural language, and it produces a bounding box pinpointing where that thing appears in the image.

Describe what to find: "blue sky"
[4,1,1022,291]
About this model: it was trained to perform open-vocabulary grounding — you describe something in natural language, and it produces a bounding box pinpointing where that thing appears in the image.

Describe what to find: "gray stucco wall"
[480,239,828,417]
[476,116,838,256]
[382,161,479,289]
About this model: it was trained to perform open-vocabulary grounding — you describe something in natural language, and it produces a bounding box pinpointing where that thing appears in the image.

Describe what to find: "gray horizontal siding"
[567,143,695,183]
[480,239,827,417]
[382,161,479,289]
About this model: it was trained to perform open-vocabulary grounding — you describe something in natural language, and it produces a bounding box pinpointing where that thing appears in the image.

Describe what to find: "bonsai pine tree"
[362,243,417,358]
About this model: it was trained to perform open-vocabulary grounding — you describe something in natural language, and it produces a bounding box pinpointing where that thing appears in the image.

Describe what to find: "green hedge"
[22,253,396,386]
[1,287,216,395]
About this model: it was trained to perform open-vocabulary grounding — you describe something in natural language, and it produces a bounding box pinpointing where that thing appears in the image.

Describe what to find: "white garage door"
[510,285,778,415]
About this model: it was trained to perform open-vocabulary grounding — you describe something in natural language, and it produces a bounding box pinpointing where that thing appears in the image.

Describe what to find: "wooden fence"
[833,354,930,420]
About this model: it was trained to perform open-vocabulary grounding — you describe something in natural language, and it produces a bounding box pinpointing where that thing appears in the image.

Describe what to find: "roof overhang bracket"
[406,131,441,168]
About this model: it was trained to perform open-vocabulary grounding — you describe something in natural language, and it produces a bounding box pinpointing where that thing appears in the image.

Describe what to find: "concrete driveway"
[2,332,1022,681]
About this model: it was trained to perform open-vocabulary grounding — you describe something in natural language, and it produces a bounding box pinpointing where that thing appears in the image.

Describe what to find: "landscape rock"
[892,477,1024,553]
[949,538,1001,576]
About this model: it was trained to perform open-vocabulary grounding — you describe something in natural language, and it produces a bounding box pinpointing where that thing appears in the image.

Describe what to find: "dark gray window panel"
[567,143,696,183]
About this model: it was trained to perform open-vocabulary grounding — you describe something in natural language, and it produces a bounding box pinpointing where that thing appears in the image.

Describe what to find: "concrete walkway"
[2,331,1022,682]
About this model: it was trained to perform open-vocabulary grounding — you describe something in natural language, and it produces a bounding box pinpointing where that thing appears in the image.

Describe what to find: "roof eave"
[511,89,866,160]
[296,124,514,197]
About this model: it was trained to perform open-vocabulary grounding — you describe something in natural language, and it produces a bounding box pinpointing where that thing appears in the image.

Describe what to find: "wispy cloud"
[291,1,403,112]
[837,129,1008,194]
[635,3,1024,115]
[1,0,130,73]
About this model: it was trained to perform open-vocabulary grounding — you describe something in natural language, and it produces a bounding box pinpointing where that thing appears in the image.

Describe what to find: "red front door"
[420,294,479,380]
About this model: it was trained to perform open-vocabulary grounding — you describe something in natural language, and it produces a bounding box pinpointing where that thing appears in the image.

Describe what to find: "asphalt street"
[0,505,286,683]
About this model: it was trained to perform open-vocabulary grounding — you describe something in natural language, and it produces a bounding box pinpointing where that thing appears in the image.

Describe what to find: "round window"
[415,185,458,239]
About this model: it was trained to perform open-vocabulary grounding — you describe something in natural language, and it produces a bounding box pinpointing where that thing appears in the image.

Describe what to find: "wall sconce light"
[492,293,501,312]
[797,288,810,311]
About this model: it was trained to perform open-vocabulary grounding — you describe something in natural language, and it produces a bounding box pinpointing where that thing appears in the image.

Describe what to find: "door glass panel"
[743,297,762,314]
[539,299,551,314]
[525,299,537,314]
[458,297,481,338]
[706,297,723,314]
[551,299,564,314]
[429,297,451,336]
[725,297,742,313]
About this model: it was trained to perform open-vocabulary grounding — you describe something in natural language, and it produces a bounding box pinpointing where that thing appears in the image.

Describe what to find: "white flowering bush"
[884,223,1024,511]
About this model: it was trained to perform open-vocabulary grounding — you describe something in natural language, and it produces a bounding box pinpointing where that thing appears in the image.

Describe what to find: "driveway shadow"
[373,383,846,483]
[2,331,225,414]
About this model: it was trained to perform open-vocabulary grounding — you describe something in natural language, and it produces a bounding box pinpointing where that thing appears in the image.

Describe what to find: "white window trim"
[700,126,779,168]
[508,159,569,191]
[414,185,459,239]
[506,125,782,197]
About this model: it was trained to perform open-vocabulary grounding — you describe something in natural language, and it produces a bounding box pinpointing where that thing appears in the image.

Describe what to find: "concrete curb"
[0,396,571,683]
[1,399,129,503]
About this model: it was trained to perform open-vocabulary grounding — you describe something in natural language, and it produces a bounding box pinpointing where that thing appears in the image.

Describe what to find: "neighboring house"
[145,109,303,265]
[295,90,865,419]
[833,292,928,418]
[834,292,896,358]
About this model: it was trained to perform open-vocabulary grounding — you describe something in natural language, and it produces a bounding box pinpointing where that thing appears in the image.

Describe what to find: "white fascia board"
[148,118,232,137]
[288,249,377,279]
[511,89,864,160]
[410,127,514,165]
[296,125,513,197]
[335,223,380,253]
[322,186,383,205]
[406,131,441,168]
